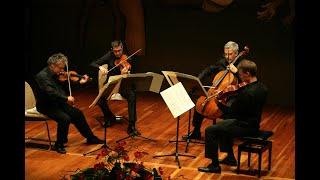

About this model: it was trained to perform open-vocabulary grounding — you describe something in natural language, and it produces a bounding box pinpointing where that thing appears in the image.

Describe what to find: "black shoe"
[182,130,201,140]
[87,137,105,144]
[219,156,237,166]
[52,143,66,154]
[198,163,221,173]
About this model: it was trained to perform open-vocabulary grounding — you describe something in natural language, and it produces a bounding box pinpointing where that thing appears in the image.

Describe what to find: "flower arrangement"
[70,141,163,180]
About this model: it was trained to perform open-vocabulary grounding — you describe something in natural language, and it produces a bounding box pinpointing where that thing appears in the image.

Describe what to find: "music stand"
[153,82,196,168]
[84,79,121,156]
[162,71,208,152]
[115,73,164,143]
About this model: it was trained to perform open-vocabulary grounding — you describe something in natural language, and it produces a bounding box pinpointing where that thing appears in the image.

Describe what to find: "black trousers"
[192,110,206,130]
[98,83,137,126]
[37,103,95,144]
[204,119,258,162]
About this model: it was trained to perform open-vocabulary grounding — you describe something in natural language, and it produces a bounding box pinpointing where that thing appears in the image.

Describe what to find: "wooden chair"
[237,130,273,178]
[98,64,109,91]
[25,81,52,150]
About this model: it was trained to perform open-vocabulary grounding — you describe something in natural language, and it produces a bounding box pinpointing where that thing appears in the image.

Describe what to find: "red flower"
[134,151,148,159]
[159,167,164,175]
[96,148,111,159]
[115,146,125,153]
[101,148,111,156]
[123,155,130,161]
[93,162,105,170]
[145,173,153,180]
[118,141,127,147]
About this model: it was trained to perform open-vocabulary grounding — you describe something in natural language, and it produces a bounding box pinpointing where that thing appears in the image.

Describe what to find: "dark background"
[25,0,294,107]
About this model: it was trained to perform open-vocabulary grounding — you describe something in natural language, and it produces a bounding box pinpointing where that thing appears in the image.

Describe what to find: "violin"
[107,49,142,74]
[58,70,92,82]
[215,81,249,103]
[115,54,131,74]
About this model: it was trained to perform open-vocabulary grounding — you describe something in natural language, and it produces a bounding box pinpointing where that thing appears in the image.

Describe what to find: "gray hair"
[47,53,68,65]
[224,41,239,54]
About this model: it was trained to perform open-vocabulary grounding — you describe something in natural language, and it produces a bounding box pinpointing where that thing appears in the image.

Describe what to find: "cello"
[195,46,249,120]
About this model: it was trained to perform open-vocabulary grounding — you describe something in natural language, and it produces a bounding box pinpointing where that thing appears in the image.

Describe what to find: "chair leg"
[258,152,262,178]
[268,142,272,170]
[248,152,251,167]
[237,149,241,174]
[44,121,52,150]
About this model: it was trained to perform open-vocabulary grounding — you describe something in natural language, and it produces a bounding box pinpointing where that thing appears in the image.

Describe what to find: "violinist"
[183,41,244,140]
[198,59,268,173]
[90,40,140,136]
[34,53,104,154]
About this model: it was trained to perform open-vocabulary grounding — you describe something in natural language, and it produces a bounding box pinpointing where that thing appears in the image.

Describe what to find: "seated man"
[183,40,244,140]
[198,59,268,173]
[35,53,104,154]
[90,40,140,136]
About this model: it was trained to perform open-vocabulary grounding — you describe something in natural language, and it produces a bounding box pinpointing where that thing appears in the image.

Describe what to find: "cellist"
[182,41,244,140]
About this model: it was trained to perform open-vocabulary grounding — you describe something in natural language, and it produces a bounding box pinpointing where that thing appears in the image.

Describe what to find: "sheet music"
[160,82,195,118]
[108,72,164,93]
[89,78,122,108]
[146,72,164,93]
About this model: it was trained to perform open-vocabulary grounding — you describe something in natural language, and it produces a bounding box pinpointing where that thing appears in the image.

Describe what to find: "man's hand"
[208,89,220,96]
[99,66,108,75]
[67,96,75,105]
[121,66,130,74]
[227,64,238,73]
[79,74,89,84]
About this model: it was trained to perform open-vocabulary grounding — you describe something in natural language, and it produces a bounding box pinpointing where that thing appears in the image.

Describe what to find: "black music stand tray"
[115,75,156,143]
[162,71,208,152]
[84,80,121,156]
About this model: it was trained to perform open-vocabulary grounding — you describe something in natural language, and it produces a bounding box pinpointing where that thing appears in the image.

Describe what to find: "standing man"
[198,59,268,173]
[90,40,140,136]
[35,53,104,154]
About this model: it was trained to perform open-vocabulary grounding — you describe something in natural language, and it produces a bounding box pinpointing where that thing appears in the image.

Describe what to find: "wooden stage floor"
[25,87,295,180]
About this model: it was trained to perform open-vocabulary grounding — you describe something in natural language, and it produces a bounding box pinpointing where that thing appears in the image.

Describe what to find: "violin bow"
[65,61,72,97]
[107,48,142,73]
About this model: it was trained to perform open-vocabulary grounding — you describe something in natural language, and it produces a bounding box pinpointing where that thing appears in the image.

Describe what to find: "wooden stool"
[237,130,273,178]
